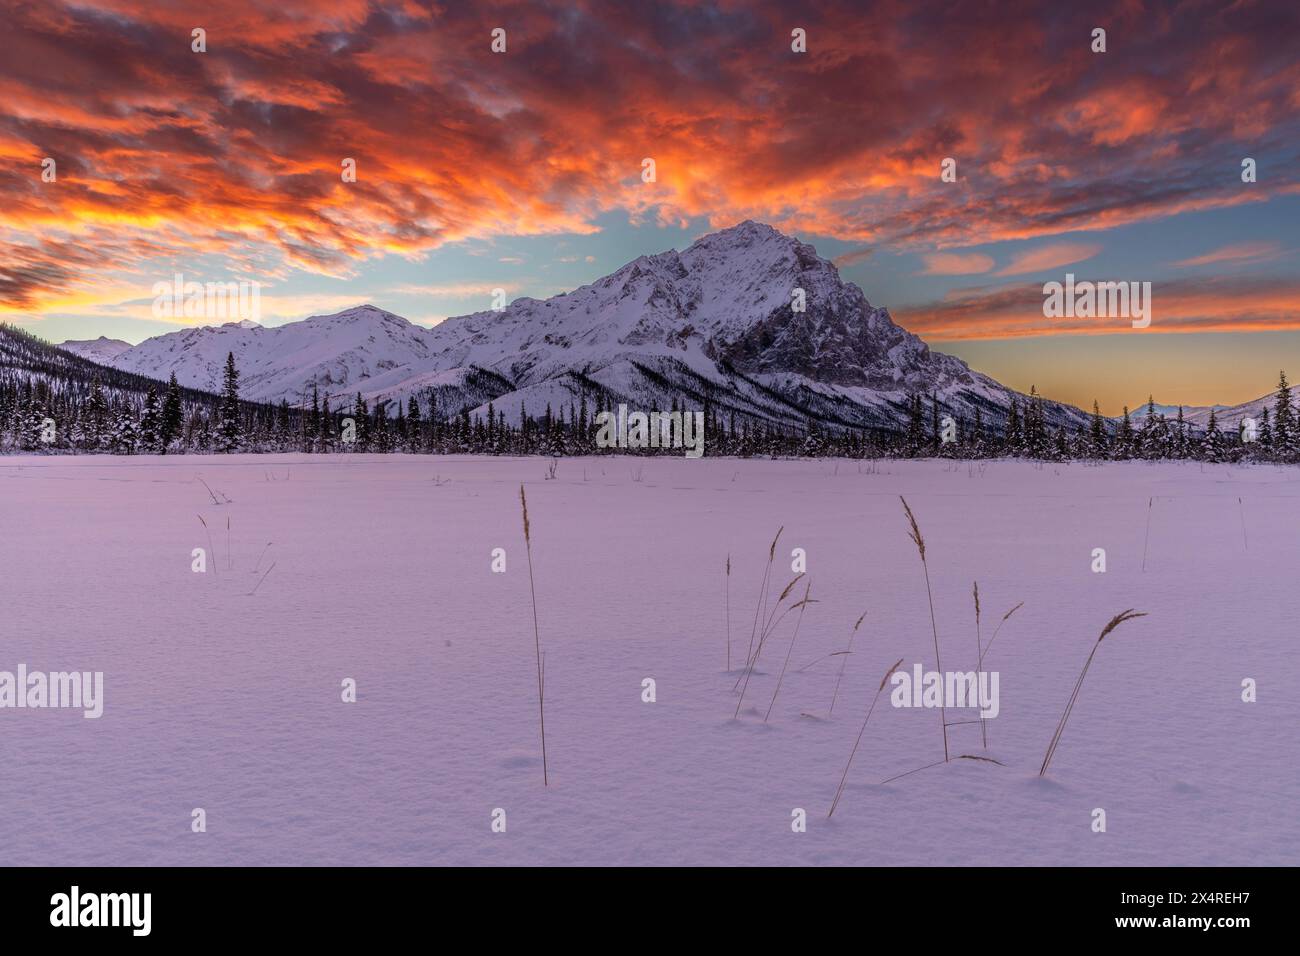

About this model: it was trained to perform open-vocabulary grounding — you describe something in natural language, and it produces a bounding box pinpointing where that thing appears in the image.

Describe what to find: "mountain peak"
[716,218,778,237]
[91,224,1090,435]
[57,335,134,363]
[317,304,410,325]
[689,219,786,250]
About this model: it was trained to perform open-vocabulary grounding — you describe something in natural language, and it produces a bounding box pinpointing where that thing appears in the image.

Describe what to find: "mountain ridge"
[67,221,1091,433]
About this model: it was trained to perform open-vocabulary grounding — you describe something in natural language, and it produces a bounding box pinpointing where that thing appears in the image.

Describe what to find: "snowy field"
[1,453,1296,866]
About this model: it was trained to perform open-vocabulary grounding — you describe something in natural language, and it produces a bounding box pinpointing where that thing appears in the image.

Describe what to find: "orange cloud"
[1171,241,1284,268]
[0,1,1297,311]
[920,252,995,275]
[994,242,1102,276]
[894,276,1300,340]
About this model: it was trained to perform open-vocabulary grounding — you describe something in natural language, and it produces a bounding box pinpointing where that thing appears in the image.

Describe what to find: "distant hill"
[58,335,133,364]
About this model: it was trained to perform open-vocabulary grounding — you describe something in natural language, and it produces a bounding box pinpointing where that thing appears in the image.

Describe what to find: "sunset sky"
[1,0,1297,414]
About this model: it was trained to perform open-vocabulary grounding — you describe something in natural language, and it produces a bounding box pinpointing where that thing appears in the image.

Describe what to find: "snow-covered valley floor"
[1,454,1296,866]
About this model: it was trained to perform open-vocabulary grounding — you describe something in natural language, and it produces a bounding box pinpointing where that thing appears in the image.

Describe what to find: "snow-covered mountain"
[1186,394,1273,430]
[1124,396,1274,431]
[93,221,1090,432]
[57,335,133,364]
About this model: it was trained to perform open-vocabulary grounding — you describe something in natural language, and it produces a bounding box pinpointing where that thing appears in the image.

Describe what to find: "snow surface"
[0,455,1295,865]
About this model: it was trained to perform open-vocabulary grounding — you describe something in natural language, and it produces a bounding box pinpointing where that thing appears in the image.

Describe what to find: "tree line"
[3,334,1296,464]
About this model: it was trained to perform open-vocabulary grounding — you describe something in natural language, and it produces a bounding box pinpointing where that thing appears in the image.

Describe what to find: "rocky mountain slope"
[79,221,1090,433]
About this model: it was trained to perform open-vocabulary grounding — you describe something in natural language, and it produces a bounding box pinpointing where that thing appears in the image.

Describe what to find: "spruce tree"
[406,395,421,452]
[1116,406,1134,459]
[1202,409,1224,462]
[929,393,940,455]
[578,394,589,453]
[372,399,390,452]
[1025,387,1041,458]
[307,384,320,452]
[906,393,925,457]
[159,372,183,453]
[139,387,161,452]
[109,402,139,454]
[427,389,441,451]
[275,399,292,450]
[216,352,241,453]
[84,378,109,451]
[1027,386,1049,459]
[1139,396,1168,459]
[548,406,566,456]
[1090,401,1107,458]
[320,393,332,450]
[1005,397,1022,456]
[352,392,369,450]
[1273,371,1292,460]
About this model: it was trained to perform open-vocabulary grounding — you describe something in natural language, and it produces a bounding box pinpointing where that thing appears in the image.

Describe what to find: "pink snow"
[0,454,1294,865]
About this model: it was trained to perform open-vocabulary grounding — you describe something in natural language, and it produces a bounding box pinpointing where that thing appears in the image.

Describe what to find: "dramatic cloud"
[896,276,1300,340]
[1,0,1298,319]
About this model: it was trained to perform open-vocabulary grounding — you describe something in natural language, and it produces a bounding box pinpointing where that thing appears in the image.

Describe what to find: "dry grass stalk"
[743,527,783,669]
[901,496,947,762]
[252,541,272,574]
[725,554,731,671]
[1039,609,1147,777]
[829,610,868,715]
[1141,497,1153,571]
[828,657,904,818]
[796,650,849,674]
[878,759,946,786]
[733,572,804,716]
[520,485,548,786]
[197,514,216,577]
[733,570,805,691]
[978,602,1023,668]
[248,561,275,596]
[975,600,1023,749]
[764,579,815,722]
[197,475,221,506]
[973,582,984,746]
[957,754,1005,766]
